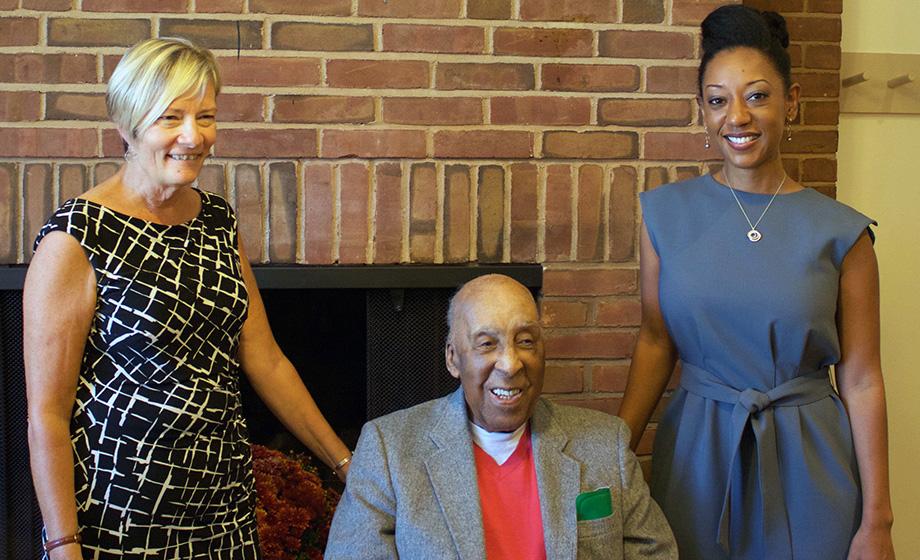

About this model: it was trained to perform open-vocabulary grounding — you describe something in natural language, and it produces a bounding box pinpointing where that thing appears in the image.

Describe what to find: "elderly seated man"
[325,274,676,560]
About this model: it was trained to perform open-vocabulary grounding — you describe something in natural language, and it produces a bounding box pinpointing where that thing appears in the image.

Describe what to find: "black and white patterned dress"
[35,190,261,559]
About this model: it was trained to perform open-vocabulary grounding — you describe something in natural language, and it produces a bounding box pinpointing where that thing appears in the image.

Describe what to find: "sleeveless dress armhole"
[33,199,99,277]
[832,210,877,269]
[638,190,665,257]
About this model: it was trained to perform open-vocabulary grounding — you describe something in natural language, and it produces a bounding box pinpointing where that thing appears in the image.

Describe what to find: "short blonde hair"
[107,37,221,140]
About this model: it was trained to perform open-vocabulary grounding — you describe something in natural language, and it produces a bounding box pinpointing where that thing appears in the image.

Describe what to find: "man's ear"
[445,342,461,380]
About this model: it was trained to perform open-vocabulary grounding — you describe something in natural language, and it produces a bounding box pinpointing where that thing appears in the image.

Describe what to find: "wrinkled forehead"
[457,289,540,337]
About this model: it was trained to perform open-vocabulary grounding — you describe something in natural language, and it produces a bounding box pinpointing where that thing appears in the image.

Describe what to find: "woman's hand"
[49,543,84,560]
[847,522,894,560]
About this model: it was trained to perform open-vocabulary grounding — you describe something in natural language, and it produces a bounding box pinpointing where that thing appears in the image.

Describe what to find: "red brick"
[609,166,637,261]
[744,0,803,11]
[235,164,264,263]
[577,165,604,262]
[358,0,462,18]
[274,96,374,124]
[219,57,321,87]
[788,44,803,69]
[647,65,699,94]
[302,163,335,264]
[160,19,262,51]
[786,130,837,153]
[92,162,119,184]
[219,94,264,122]
[598,98,692,127]
[592,363,630,392]
[543,364,584,394]
[599,31,694,60]
[437,63,534,91]
[197,164,226,198]
[0,92,41,121]
[520,0,616,22]
[494,27,593,57]
[492,97,590,126]
[0,164,18,263]
[322,130,427,159]
[542,300,588,327]
[675,166,701,182]
[251,0,351,15]
[553,397,621,416]
[0,128,96,157]
[545,329,635,359]
[645,132,721,162]
[24,164,53,261]
[374,162,403,264]
[327,60,429,89]
[273,22,373,52]
[0,53,96,84]
[434,131,532,159]
[644,167,669,191]
[468,0,512,19]
[792,71,839,98]
[808,0,842,13]
[543,268,637,296]
[802,158,836,182]
[477,166,505,263]
[59,163,88,201]
[596,297,641,326]
[195,0,244,13]
[216,129,317,158]
[383,24,484,54]
[544,165,573,262]
[623,0,665,23]
[787,16,841,42]
[383,97,482,125]
[510,163,538,262]
[46,92,107,121]
[48,18,149,47]
[83,0,185,10]
[101,129,124,158]
[670,0,727,25]
[542,64,639,92]
[268,162,297,263]
[804,44,841,70]
[543,131,637,160]
[444,165,471,263]
[802,100,838,125]
[339,163,371,264]
[21,0,71,10]
[409,163,437,263]
[0,17,39,46]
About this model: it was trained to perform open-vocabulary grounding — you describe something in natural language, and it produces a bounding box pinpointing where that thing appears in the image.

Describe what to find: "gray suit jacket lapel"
[532,399,580,559]
[425,389,487,560]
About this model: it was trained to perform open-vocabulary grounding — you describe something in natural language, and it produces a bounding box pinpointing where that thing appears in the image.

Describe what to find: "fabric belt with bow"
[679,362,835,557]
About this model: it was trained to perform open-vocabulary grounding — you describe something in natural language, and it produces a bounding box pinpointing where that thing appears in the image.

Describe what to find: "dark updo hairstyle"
[698,4,792,95]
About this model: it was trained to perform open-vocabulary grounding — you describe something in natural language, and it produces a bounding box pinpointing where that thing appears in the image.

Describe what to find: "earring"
[785,119,793,142]
[704,132,711,149]
[124,148,137,161]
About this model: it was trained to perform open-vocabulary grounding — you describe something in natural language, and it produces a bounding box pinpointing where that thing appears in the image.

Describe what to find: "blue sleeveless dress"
[34,191,261,559]
[640,174,873,560]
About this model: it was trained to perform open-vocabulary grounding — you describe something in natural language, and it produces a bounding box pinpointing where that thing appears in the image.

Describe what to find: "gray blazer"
[325,388,676,559]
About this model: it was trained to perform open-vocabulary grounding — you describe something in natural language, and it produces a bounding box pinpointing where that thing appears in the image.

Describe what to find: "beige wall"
[837,1,920,554]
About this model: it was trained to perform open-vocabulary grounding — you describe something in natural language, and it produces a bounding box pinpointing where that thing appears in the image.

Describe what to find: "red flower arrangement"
[251,444,342,560]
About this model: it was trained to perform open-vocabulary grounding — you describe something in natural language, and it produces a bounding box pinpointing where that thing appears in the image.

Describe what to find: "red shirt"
[473,428,547,560]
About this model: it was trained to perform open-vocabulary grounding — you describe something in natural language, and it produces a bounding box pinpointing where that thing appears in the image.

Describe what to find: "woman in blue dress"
[618,6,895,559]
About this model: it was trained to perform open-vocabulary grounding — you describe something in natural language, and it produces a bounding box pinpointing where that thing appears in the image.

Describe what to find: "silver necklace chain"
[724,172,787,243]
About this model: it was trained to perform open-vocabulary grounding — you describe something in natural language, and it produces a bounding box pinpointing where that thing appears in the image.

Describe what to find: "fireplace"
[0,264,540,557]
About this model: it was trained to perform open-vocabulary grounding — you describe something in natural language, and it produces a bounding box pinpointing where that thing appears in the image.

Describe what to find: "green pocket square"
[576,487,612,521]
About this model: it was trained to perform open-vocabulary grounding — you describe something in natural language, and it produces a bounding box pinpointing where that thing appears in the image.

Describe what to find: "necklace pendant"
[747,229,762,243]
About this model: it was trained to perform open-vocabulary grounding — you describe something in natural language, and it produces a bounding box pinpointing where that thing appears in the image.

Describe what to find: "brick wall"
[0,0,842,462]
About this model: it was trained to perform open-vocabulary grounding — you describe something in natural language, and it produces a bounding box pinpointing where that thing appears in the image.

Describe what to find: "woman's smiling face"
[700,47,799,174]
[126,83,217,190]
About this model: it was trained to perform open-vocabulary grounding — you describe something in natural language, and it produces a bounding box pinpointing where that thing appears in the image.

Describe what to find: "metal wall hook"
[887,74,913,88]
[842,72,869,87]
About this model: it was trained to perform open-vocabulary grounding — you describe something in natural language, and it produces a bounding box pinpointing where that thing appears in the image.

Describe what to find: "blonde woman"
[24,38,351,560]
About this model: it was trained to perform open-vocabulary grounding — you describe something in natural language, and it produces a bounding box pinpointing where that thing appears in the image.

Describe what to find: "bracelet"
[43,532,81,553]
[333,454,352,471]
